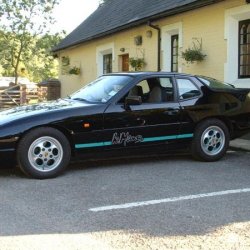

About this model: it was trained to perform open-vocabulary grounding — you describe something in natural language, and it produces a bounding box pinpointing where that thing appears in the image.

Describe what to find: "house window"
[171,35,179,72]
[103,54,112,74]
[239,19,250,78]
[161,22,182,72]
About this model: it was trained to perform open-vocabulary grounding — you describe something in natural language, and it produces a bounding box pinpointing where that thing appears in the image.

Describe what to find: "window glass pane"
[197,76,234,89]
[173,64,177,72]
[240,25,245,35]
[118,80,149,104]
[138,80,150,94]
[240,66,244,76]
[248,25,250,44]
[171,35,179,72]
[177,79,201,100]
[159,78,172,88]
[103,54,112,74]
[71,75,131,103]
[159,77,174,101]
[120,77,174,103]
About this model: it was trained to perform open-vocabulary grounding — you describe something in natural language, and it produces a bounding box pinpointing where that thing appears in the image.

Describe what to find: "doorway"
[121,54,129,72]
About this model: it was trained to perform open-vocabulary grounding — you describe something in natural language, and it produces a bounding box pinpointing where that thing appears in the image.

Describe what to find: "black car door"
[103,76,182,149]
[175,77,203,136]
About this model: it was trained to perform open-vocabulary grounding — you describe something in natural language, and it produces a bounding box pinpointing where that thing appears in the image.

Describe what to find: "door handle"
[165,109,179,116]
[136,117,146,125]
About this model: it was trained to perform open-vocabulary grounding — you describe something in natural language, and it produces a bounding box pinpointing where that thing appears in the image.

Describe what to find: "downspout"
[148,21,161,72]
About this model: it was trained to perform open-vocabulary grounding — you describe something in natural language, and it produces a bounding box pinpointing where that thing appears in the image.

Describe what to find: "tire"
[191,119,229,162]
[17,127,71,179]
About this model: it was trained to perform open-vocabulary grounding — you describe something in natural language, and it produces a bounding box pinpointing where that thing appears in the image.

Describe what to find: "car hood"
[0,98,96,125]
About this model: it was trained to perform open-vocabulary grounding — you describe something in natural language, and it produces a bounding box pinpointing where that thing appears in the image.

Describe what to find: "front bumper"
[0,149,16,168]
[0,137,18,168]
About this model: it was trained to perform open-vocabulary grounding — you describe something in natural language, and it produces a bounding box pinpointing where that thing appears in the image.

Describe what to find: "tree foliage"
[0,31,65,82]
[26,32,65,82]
[0,0,60,84]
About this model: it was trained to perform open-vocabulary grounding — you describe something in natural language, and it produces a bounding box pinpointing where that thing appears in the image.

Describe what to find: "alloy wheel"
[28,136,63,172]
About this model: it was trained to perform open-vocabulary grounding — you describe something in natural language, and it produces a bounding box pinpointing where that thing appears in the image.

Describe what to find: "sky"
[52,0,100,34]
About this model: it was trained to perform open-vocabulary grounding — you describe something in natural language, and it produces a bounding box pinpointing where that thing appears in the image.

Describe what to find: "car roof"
[103,72,194,78]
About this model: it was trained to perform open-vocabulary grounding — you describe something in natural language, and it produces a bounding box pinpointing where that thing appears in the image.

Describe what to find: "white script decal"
[112,132,144,146]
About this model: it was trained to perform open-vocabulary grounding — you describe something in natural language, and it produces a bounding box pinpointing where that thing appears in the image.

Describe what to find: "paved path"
[0,150,250,249]
[230,138,250,152]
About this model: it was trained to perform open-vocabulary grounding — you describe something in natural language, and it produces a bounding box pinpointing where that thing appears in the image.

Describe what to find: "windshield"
[70,75,132,103]
[197,76,235,89]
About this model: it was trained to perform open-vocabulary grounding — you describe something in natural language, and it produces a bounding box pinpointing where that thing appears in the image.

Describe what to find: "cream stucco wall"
[58,26,159,96]
[159,0,246,81]
[58,0,248,97]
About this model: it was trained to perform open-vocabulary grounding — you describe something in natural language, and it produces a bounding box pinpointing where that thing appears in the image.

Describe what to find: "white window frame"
[96,43,115,76]
[225,5,250,88]
[161,22,183,72]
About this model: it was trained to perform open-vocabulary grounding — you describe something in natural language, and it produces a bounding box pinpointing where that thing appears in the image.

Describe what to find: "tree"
[0,0,60,84]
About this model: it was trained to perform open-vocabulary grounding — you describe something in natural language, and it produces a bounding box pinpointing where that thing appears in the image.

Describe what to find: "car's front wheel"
[17,127,71,179]
[191,119,230,161]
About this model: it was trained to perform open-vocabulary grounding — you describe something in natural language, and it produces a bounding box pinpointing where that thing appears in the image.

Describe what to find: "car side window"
[125,80,150,103]
[176,78,201,100]
[118,77,174,104]
[138,77,174,103]
[159,78,174,101]
[117,80,149,103]
[137,80,150,94]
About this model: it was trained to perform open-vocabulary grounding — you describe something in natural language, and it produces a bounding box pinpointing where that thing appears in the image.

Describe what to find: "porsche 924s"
[0,72,249,179]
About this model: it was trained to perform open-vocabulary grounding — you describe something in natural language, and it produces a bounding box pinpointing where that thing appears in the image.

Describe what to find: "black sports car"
[0,72,249,179]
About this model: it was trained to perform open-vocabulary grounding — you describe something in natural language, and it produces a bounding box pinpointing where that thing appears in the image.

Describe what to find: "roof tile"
[53,0,216,52]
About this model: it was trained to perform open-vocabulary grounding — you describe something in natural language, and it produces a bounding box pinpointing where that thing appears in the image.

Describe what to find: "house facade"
[53,0,250,97]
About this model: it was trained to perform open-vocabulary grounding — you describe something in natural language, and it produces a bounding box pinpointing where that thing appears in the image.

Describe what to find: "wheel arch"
[195,116,234,139]
[16,125,76,156]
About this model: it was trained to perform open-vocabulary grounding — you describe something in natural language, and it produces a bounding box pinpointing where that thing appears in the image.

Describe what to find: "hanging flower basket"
[182,39,206,63]
[69,66,80,75]
[182,48,206,63]
[129,57,146,71]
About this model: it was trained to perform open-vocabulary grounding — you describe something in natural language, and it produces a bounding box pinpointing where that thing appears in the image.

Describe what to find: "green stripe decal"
[143,135,177,142]
[75,133,193,149]
[75,141,112,149]
[177,133,194,139]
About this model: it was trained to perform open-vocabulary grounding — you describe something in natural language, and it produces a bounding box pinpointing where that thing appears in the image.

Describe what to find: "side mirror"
[125,96,142,109]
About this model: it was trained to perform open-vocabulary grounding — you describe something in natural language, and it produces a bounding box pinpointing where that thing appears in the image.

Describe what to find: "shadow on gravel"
[0,150,249,237]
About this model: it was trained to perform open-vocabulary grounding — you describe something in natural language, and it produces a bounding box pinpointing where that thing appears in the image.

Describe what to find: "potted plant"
[129,57,146,71]
[68,66,80,75]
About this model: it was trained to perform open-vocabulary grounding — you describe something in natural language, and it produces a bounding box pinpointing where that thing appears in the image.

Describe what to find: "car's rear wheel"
[17,127,71,179]
[191,119,229,161]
